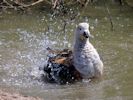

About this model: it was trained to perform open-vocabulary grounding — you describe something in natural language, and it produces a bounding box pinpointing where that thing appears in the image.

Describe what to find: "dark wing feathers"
[44,47,81,84]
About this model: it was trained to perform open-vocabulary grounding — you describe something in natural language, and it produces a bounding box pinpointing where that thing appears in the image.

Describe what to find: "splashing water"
[0,6,133,99]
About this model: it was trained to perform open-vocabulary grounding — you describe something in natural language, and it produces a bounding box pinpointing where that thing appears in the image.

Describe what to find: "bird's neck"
[74,39,90,51]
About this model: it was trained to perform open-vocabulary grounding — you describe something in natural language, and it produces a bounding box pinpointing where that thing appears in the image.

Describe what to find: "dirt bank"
[0,90,42,100]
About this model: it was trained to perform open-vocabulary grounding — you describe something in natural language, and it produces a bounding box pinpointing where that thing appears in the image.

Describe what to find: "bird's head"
[75,23,93,41]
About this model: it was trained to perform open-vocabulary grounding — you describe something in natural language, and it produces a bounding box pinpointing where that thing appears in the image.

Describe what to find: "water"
[0,4,133,100]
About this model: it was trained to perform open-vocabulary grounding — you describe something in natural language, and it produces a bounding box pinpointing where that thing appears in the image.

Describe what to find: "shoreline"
[0,89,42,100]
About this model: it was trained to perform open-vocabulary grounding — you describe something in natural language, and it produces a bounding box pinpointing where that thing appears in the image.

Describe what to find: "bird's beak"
[83,30,94,39]
[80,30,94,40]
[83,31,89,38]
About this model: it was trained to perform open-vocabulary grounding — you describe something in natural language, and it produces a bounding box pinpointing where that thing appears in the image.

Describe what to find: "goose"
[44,22,103,84]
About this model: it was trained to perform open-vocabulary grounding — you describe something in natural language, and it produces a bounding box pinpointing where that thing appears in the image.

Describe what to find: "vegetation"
[0,0,132,31]
[0,0,130,12]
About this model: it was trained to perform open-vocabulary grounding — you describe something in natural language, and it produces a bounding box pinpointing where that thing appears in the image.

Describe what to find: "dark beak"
[83,32,89,38]
[83,31,94,38]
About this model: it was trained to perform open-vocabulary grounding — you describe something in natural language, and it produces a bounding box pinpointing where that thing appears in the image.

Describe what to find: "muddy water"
[0,5,133,100]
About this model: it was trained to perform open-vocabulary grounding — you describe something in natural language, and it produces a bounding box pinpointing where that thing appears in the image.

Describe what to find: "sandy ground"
[0,90,42,100]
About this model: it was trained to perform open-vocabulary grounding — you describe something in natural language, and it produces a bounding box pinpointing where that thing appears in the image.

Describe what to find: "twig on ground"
[14,0,44,8]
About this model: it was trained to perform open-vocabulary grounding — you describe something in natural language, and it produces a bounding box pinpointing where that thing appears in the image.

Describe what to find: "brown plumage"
[44,47,81,84]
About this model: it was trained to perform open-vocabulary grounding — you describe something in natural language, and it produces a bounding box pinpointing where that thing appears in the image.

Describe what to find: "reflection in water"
[0,5,133,100]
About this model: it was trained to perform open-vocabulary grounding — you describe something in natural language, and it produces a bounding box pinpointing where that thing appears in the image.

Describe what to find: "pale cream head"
[75,23,93,41]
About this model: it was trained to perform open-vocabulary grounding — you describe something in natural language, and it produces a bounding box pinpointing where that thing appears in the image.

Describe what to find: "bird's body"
[43,22,103,84]
[44,48,81,84]
[73,37,103,79]
[73,23,103,78]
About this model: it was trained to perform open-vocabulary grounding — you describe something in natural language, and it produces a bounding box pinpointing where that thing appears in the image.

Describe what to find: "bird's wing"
[47,47,73,66]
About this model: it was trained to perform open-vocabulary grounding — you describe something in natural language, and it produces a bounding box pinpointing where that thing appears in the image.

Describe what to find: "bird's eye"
[79,28,81,30]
